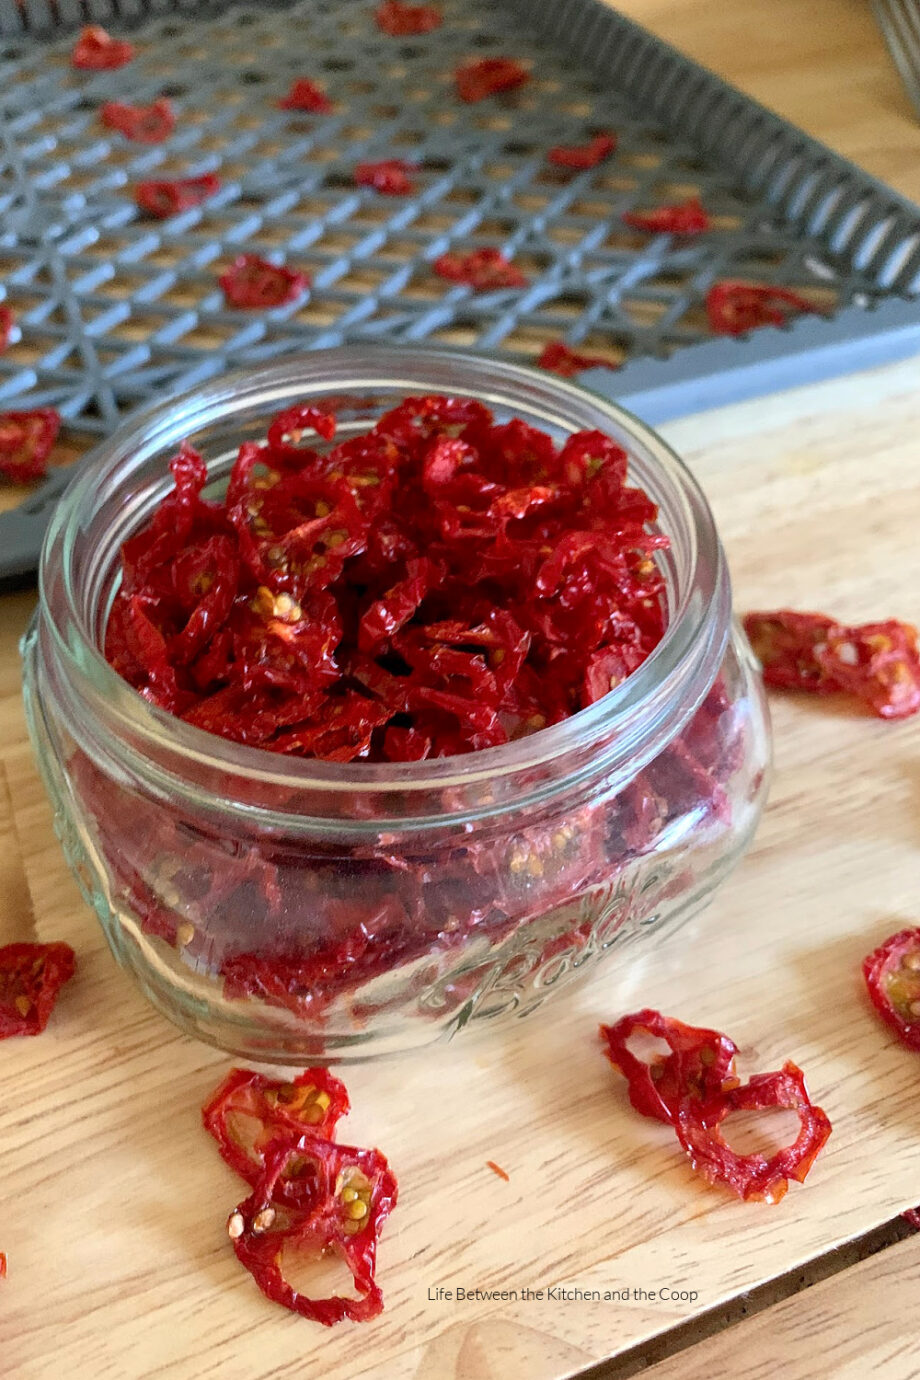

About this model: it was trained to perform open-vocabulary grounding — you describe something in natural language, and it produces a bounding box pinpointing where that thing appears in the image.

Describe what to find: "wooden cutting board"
[2,352,920,1379]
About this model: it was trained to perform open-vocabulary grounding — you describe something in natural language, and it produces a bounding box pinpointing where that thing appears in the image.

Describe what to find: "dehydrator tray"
[1,0,919,579]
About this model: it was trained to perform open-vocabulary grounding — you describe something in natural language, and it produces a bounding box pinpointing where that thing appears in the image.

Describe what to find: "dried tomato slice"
[600,1009,738,1124]
[72,25,135,70]
[818,621,920,720]
[219,255,309,309]
[203,1067,350,1190]
[706,280,820,335]
[101,99,175,144]
[863,928,920,1049]
[375,0,442,34]
[0,942,76,1038]
[135,175,220,219]
[547,133,616,169]
[744,610,920,718]
[433,248,528,291]
[0,305,12,353]
[0,408,60,483]
[266,404,337,461]
[355,159,418,196]
[277,79,334,113]
[623,198,711,235]
[228,1134,398,1325]
[455,57,530,103]
[0,1253,5,1279]
[537,341,618,377]
[675,1062,832,1204]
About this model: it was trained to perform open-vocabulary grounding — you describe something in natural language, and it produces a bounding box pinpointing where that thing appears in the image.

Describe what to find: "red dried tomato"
[355,159,418,196]
[72,25,135,70]
[744,610,920,719]
[375,0,442,34]
[101,99,175,144]
[623,198,711,235]
[203,1066,350,1190]
[135,174,220,220]
[675,1062,832,1204]
[706,280,819,335]
[219,255,309,309]
[228,1134,398,1325]
[277,79,334,114]
[0,1253,5,1279]
[266,404,337,460]
[0,408,60,483]
[538,341,618,377]
[0,306,12,353]
[0,942,76,1038]
[600,1009,738,1124]
[455,57,530,103]
[548,133,616,169]
[433,248,528,290]
[863,928,920,1050]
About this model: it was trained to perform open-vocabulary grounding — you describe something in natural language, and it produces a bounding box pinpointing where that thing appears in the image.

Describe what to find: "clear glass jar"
[21,348,770,1063]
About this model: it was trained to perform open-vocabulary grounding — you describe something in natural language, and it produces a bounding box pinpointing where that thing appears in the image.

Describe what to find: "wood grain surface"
[3,3,920,1378]
[642,1231,920,1380]
[3,355,920,1379]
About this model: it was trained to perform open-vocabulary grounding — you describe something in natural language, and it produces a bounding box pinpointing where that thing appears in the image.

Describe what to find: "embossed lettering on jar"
[22,349,770,1062]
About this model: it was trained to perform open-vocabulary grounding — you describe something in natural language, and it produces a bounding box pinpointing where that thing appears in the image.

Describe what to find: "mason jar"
[21,348,770,1062]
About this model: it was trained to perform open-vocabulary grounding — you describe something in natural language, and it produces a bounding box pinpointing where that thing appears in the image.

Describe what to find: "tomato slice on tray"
[101,99,175,144]
[0,409,60,483]
[72,25,135,69]
[375,1,442,34]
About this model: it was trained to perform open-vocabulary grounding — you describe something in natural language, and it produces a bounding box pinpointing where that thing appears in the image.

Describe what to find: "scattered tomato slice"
[0,942,76,1038]
[0,408,61,483]
[455,57,530,103]
[355,159,418,196]
[219,255,309,309]
[135,174,220,219]
[433,248,527,290]
[547,133,616,169]
[72,25,135,70]
[277,79,334,113]
[228,1134,398,1325]
[101,99,175,144]
[706,280,820,335]
[623,198,711,235]
[600,1008,738,1124]
[375,0,442,34]
[675,1062,832,1204]
[863,928,920,1050]
[537,341,618,377]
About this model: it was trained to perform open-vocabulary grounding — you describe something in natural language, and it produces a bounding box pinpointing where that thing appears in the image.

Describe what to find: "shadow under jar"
[22,348,770,1062]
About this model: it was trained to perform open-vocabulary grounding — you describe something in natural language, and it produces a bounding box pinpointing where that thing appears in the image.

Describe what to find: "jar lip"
[40,346,726,793]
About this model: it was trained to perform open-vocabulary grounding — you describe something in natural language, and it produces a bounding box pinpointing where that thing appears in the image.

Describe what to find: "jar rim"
[38,346,728,801]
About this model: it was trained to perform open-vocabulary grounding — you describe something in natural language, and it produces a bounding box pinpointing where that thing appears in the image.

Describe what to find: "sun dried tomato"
[600,1009,738,1124]
[101,99,175,144]
[0,1253,5,1279]
[0,408,60,483]
[0,942,76,1038]
[863,928,920,1050]
[675,1062,832,1204]
[72,24,135,69]
[375,0,442,34]
[135,175,220,219]
[433,248,528,291]
[547,133,616,169]
[623,198,711,235]
[706,280,819,335]
[0,306,12,353]
[537,341,618,377]
[277,79,334,114]
[220,255,309,309]
[266,404,337,461]
[203,1067,350,1190]
[455,57,530,103]
[744,610,920,719]
[355,159,418,196]
[228,1134,398,1325]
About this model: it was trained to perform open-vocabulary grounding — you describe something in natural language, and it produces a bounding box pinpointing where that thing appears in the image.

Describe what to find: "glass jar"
[22,348,770,1063]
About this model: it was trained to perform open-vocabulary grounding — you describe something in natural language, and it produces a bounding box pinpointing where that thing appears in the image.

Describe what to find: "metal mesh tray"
[1,0,919,579]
